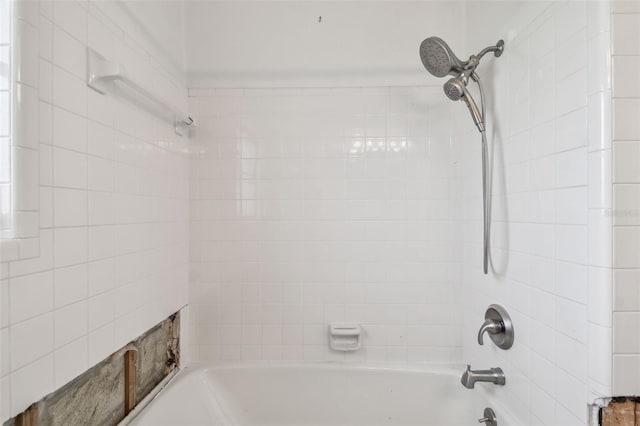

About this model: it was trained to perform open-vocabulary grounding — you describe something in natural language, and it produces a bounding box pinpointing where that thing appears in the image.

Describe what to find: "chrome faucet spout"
[477,318,503,345]
[460,365,506,389]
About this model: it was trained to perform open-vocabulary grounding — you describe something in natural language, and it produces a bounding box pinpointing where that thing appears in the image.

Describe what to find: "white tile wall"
[186,2,624,423]
[611,0,640,397]
[461,1,612,425]
[0,0,189,421]
[188,87,462,364]
[1,0,630,423]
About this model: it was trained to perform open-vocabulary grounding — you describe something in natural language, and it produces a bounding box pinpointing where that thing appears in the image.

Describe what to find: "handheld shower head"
[419,36,465,78]
[444,76,485,133]
[419,35,503,276]
[443,77,465,101]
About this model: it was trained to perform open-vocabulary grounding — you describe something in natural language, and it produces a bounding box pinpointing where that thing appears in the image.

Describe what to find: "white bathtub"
[128,363,519,426]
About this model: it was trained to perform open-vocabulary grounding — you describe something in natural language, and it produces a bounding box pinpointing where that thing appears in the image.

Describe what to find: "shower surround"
[186,2,619,426]
[1,0,638,425]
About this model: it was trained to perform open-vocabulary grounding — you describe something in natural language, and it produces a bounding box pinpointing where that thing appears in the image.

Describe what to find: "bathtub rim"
[120,361,522,426]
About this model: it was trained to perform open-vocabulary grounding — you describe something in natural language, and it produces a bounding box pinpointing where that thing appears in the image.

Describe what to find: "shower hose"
[475,74,491,275]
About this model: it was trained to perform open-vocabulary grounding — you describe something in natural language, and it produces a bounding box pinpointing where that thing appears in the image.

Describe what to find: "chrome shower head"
[444,77,464,101]
[445,76,485,133]
[419,36,465,78]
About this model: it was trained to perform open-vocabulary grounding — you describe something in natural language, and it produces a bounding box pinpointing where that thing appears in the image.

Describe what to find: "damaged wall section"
[602,398,640,426]
[4,313,180,426]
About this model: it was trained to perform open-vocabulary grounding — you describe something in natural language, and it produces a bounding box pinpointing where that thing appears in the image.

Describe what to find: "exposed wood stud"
[14,403,38,426]
[124,349,138,415]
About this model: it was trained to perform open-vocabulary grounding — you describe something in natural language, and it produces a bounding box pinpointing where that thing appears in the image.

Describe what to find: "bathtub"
[127,363,519,426]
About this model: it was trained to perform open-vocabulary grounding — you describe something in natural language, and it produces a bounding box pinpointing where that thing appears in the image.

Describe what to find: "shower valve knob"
[477,319,503,345]
[477,304,514,350]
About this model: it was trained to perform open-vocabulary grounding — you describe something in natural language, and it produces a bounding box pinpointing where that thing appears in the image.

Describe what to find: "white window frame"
[0,0,13,239]
[0,0,40,263]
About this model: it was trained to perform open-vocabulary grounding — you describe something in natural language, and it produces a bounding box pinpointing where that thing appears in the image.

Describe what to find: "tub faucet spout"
[460,365,505,389]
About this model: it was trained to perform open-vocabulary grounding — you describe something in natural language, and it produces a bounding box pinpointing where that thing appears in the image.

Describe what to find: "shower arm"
[463,40,506,73]
[475,40,505,61]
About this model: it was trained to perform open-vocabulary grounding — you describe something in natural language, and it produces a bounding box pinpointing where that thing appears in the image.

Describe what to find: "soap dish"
[329,323,361,352]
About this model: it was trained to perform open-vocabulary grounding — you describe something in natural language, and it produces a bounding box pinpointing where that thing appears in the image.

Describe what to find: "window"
[0,0,12,238]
